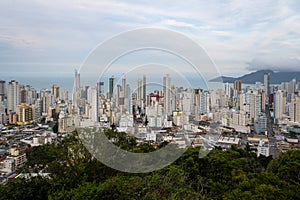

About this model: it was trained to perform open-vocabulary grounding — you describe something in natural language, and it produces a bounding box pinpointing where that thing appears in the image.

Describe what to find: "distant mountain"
[209,70,300,84]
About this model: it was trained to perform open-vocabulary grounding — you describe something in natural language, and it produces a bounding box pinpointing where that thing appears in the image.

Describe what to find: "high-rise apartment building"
[7,80,20,112]
[20,86,27,104]
[163,74,172,115]
[87,86,98,122]
[143,75,146,104]
[225,82,232,98]
[109,76,115,100]
[254,94,262,121]
[51,85,60,99]
[97,81,104,95]
[290,96,300,123]
[264,73,270,104]
[17,104,33,125]
[72,69,81,114]
[74,69,80,92]
[0,80,5,101]
[137,78,143,107]
[274,90,284,122]
[234,80,242,93]
[62,90,69,102]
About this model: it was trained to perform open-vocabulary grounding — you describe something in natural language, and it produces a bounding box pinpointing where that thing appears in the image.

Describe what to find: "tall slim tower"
[74,69,80,92]
[126,84,131,114]
[137,79,143,107]
[291,96,300,123]
[121,74,126,94]
[109,76,115,100]
[72,69,81,114]
[254,94,262,121]
[163,74,172,115]
[264,73,270,104]
[143,75,146,104]
[225,82,231,98]
[274,90,283,123]
[87,86,98,122]
[0,80,5,101]
[7,80,20,112]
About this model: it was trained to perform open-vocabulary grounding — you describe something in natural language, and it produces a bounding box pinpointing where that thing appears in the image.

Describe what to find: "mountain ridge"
[209,70,300,84]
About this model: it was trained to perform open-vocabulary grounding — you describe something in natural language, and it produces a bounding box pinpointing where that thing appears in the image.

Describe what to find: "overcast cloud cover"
[1,0,300,77]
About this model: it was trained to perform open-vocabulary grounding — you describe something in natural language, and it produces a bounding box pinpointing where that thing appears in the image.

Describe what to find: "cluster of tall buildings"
[66,69,300,134]
[2,70,300,136]
[69,70,212,129]
[0,79,69,126]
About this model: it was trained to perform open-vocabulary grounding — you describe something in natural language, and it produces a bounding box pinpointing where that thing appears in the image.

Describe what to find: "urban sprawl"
[0,70,300,183]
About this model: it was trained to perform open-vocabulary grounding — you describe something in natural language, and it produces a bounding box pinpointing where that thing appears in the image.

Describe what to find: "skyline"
[1,1,300,79]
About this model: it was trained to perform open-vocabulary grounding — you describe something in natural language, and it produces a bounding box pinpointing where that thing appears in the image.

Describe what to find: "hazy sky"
[1,0,300,79]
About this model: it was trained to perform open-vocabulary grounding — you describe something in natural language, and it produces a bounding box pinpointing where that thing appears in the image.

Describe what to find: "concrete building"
[7,80,20,112]
[254,113,267,134]
[17,104,33,125]
[8,112,18,124]
[119,114,134,127]
[0,100,6,124]
[290,96,300,123]
[234,80,242,93]
[274,90,284,123]
[109,76,115,100]
[87,86,98,122]
[257,139,270,157]
[51,85,60,100]
[0,158,15,174]
[217,136,241,149]
[254,93,262,121]
[163,74,172,115]
[0,80,5,101]
[58,110,73,133]
[264,73,270,104]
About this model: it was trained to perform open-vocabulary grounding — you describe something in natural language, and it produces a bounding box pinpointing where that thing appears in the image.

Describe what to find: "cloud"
[1,0,300,77]
[160,19,197,29]
[246,56,300,72]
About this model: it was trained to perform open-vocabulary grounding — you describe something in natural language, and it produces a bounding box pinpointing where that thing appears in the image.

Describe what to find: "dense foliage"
[1,129,299,200]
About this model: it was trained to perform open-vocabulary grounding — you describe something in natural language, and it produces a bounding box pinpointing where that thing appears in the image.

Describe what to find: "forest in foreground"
[0,129,299,200]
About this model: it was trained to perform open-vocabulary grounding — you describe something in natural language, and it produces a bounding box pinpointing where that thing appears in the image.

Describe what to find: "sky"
[1,0,300,82]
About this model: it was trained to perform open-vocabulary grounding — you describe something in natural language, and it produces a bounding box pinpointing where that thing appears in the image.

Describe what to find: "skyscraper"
[74,69,80,92]
[199,90,209,114]
[290,96,300,123]
[51,84,60,99]
[87,86,98,122]
[20,86,27,104]
[109,76,115,100]
[254,94,262,121]
[0,80,5,101]
[163,74,172,115]
[97,81,104,95]
[137,78,143,107]
[143,75,146,103]
[126,84,131,114]
[234,80,242,93]
[274,90,283,123]
[264,73,270,104]
[7,80,20,112]
[121,74,126,94]
[225,82,232,98]
[62,90,69,102]
[72,69,81,114]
